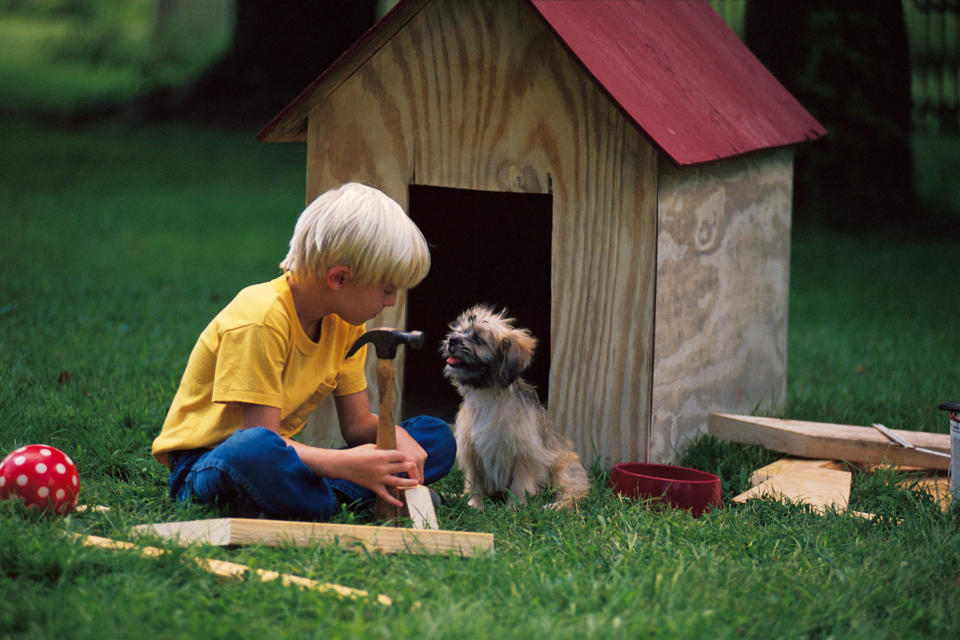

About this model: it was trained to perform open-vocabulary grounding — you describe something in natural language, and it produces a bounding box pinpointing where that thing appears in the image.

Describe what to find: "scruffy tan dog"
[441,305,590,509]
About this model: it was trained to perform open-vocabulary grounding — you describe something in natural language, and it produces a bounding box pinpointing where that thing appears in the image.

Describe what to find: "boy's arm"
[334,391,427,483]
[239,403,417,507]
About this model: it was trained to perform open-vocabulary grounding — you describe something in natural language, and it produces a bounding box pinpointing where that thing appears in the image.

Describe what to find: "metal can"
[940,401,960,500]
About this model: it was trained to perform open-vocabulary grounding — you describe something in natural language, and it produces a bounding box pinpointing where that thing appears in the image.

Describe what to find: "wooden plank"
[732,467,852,513]
[402,485,439,530]
[651,152,793,463]
[908,476,952,511]
[748,458,843,486]
[132,518,493,558]
[74,504,111,513]
[77,535,391,605]
[708,413,951,470]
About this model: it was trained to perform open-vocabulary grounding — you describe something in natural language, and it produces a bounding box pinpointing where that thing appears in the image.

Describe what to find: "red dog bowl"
[609,463,721,518]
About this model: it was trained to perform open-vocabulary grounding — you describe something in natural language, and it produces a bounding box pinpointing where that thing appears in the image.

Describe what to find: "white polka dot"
[13,456,25,466]
[71,475,78,486]
[37,487,49,498]
[40,449,51,457]
[35,463,47,474]
[56,489,65,500]
[56,464,66,474]
[16,474,28,486]
[0,477,5,488]
[14,446,26,453]
[65,455,74,466]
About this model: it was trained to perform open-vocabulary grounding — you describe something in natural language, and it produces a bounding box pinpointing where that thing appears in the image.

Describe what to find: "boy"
[152,183,455,520]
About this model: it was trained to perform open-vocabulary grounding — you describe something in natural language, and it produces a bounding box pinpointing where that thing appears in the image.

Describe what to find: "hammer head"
[346,328,424,360]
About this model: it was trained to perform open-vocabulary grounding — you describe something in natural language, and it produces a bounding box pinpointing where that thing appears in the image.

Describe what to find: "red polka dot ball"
[0,444,80,514]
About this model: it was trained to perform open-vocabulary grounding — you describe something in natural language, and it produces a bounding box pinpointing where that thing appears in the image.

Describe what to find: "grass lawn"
[0,118,958,639]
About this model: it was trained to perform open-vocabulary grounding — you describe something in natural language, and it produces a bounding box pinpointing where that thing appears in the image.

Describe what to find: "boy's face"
[336,282,398,325]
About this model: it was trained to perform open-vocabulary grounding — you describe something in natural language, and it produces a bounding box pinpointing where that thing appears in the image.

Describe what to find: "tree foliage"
[745,0,916,230]
[136,0,379,125]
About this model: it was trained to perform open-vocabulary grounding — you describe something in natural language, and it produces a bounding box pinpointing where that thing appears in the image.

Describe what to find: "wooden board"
[651,153,792,463]
[733,467,852,513]
[78,535,391,605]
[908,476,952,510]
[709,414,951,470]
[131,518,493,558]
[748,458,843,486]
[402,485,439,530]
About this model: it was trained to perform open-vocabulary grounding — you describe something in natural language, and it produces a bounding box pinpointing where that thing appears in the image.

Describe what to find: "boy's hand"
[329,444,419,507]
[395,426,427,484]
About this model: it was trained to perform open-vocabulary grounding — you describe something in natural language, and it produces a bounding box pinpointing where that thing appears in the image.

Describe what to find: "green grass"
[786,226,960,432]
[2,10,960,639]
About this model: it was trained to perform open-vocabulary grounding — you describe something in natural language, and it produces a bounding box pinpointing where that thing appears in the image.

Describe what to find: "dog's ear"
[496,330,537,386]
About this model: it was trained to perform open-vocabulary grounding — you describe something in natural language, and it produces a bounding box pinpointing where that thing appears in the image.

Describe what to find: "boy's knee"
[181,428,287,514]
[190,427,290,495]
[214,427,286,468]
[180,464,227,504]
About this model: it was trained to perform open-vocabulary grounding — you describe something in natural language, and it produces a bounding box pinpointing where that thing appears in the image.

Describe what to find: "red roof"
[259,0,826,166]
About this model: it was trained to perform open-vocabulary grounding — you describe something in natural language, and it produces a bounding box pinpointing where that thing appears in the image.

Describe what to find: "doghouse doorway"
[402,185,553,423]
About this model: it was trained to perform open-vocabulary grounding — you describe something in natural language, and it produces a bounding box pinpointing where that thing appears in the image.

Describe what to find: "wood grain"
[709,413,951,470]
[402,485,440,530]
[650,151,793,463]
[748,458,844,486]
[132,517,493,557]
[732,467,852,513]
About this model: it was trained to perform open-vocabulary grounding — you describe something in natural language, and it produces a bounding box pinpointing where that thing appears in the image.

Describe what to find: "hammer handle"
[375,360,397,450]
[375,360,400,522]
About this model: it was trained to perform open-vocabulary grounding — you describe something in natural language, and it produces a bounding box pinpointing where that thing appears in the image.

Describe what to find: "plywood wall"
[299,0,658,465]
[650,149,793,463]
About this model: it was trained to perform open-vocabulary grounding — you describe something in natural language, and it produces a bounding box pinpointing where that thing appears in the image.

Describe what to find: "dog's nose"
[447,336,462,347]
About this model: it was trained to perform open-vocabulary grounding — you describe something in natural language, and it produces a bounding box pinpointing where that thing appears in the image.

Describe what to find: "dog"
[441,305,590,509]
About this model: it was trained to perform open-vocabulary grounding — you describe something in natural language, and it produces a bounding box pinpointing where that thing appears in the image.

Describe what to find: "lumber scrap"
[74,504,111,513]
[857,463,952,509]
[908,476,952,510]
[748,458,843,485]
[77,534,391,606]
[709,413,951,470]
[132,518,494,557]
[401,485,439,530]
[733,467,852,513]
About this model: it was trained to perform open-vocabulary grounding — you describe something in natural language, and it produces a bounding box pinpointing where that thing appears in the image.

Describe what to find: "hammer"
[346,328,424,521]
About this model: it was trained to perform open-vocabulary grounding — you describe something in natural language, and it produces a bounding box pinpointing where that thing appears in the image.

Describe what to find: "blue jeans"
[167,415,455,521]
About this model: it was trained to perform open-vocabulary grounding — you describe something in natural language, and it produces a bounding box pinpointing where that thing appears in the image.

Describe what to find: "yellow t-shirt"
[151,276,368,465]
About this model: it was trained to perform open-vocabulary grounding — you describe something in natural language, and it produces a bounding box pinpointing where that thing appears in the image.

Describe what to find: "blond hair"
[280,183,430,289]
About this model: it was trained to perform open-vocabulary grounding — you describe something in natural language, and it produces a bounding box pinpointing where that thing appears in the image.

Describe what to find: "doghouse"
[258,0,826,464]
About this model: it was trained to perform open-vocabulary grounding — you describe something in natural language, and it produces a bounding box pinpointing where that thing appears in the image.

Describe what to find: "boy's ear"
[325,266,351,289]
